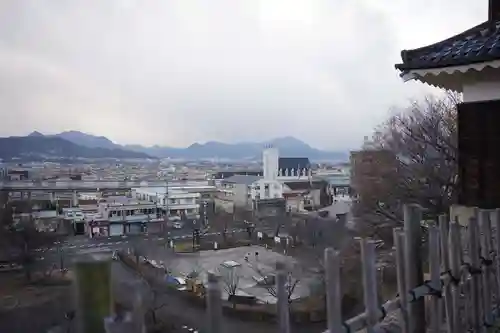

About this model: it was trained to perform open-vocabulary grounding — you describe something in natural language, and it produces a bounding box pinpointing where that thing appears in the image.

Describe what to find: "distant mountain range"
[44,131,347,161]
[0,131,348,161]
[0,133,152,160]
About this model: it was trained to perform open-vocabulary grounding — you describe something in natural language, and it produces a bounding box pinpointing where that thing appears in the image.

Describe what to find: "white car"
[172,222,184,229]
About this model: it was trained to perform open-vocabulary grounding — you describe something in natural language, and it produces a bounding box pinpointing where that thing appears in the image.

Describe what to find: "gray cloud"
[0,0,486,150]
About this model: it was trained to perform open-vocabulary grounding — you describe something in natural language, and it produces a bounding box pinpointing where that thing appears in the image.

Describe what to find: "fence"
[206,204,500,333]
[83,204,500,333]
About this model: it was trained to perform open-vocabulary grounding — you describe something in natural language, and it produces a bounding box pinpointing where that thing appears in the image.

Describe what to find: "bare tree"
[217,265,241,306]
[268,271,300,303]
[0,192,60,280]
[352,93,459,244]
[251,260,300,303]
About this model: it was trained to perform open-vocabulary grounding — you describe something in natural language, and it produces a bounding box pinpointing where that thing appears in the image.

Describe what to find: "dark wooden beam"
[489,0,500,21]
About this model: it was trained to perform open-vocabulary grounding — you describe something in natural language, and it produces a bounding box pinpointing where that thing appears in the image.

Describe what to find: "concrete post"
[75,255,112,333]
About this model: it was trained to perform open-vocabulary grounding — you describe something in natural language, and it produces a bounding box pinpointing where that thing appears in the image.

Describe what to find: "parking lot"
[146,245,317,303]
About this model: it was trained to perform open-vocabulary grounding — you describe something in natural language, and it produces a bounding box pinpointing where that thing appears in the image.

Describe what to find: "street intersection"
[37,226,274,261]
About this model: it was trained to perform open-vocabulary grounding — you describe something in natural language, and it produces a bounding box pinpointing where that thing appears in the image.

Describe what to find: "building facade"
[131,188,201,218]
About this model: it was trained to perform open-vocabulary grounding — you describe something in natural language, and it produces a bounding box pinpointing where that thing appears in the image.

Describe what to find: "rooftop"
[396,20,500,71]
[278,157,310,171]
[221,174,262,185]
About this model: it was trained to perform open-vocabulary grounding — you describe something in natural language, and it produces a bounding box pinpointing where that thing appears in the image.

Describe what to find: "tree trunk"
[151,310,157,324]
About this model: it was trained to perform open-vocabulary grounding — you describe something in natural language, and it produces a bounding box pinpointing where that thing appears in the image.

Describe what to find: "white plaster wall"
[263,148,279,180]
[462,81,500,102]
[251,179,283,200]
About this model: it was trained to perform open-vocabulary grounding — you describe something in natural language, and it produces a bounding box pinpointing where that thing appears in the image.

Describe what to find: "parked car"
[165,275,187,291]
[172,222,184,229]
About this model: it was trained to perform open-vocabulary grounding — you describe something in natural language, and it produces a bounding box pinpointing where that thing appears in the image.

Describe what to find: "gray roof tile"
[395,20,500,71]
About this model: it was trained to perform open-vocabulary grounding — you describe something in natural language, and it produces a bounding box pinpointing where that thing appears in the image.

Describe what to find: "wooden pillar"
[403,204,425,333]
[458,101,500,209]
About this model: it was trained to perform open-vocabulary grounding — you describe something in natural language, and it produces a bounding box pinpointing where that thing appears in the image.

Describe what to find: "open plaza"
[145,245,318,304]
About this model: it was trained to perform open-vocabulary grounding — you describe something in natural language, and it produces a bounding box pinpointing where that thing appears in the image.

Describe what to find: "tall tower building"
[262,145,279,180]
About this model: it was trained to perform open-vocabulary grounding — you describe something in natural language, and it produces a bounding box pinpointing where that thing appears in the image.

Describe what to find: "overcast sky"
[0,1,486,150]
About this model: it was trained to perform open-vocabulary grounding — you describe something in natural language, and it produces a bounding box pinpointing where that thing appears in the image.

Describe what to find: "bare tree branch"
[217,266,241,299]
[353,93,459,244]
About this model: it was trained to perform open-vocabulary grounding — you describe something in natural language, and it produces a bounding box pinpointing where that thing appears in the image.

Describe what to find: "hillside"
[25,131,348,161]
[0,136,152,160]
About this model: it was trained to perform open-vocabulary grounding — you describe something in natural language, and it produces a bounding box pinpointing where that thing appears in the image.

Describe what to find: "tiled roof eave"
[399,58,500,76]
[399,59,500,91]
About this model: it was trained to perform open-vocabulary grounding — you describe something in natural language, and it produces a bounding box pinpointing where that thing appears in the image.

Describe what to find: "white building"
[131,187,200,218]
[216,147,330,213]
[96,199,162,236]
[251,146,283,201]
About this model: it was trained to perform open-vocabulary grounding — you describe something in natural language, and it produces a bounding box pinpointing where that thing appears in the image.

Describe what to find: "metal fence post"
[207,272,222,333]
[276,261,291,333]
[403,204,425,333]
[324,248,342,333]
[393,228,408,333]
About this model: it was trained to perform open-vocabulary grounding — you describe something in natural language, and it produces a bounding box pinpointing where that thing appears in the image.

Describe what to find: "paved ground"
[143,245,317,304]
[112,261,327,333]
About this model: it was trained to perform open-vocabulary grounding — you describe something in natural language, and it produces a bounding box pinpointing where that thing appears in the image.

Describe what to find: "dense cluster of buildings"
[0,146,353,238]
[213,147,349,215]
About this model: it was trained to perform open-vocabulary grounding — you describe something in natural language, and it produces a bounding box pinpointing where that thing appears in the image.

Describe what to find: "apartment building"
[131,188,201,218]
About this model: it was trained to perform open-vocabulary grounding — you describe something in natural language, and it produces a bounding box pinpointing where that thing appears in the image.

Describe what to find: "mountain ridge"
[26,131,348,161]
[2,134,152,160]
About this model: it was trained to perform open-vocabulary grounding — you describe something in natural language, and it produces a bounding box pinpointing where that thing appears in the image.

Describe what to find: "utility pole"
[164,178,169,234]
[57,241,64,270]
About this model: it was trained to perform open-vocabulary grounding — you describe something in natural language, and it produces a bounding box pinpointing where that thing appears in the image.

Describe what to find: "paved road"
[36,226,275,264]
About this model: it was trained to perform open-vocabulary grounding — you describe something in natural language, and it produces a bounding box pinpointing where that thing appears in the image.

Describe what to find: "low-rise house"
[96,198,163,236]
